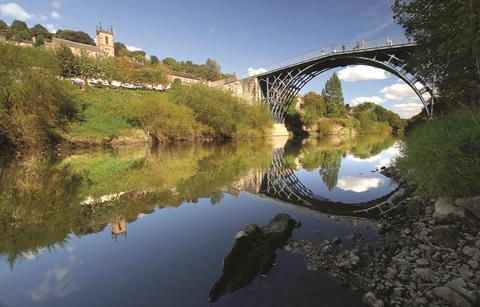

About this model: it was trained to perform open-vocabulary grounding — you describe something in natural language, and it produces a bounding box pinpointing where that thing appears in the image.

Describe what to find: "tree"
[162,57,177,67]
[150,55,159,65]
[77,51,96,85]
[322,73,346,117]
[30,24,52,40]
[0,20,8,31]
[7,20,32,42]
[55,45,79,78]
[206,58,221,72]
[114,42,127,57]
[301,92,327,126]
[393,0,480,107]
[55,29,95,45]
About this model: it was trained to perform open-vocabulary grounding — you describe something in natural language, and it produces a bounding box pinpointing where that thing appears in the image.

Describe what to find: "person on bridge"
[386,36,393,46]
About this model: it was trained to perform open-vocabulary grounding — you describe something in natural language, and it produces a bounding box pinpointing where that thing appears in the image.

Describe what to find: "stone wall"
[210,77,262,104]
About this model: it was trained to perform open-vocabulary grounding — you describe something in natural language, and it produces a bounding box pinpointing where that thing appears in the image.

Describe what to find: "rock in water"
[430,225,462,248]
[208,213,300,302]
[362,292,384,307]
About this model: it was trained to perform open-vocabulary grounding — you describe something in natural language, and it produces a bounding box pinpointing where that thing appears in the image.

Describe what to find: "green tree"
[150,55,159,65]
[162,57,177,67]
[77,51,96,85]
[322,73,346,117]
[0,20,8,31]
[301,92,327,126]
[55,45,79,78]
[7,20,32,42]
[393,0,480,107]
[114,42,127,57]
[30,24,52,41]
[55,29,95,45]
[206,58,221,72]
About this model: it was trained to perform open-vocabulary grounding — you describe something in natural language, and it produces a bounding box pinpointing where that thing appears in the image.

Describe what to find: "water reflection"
[0,134,400,306]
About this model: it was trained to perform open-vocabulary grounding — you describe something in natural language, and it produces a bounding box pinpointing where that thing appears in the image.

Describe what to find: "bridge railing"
[241,34,414,79]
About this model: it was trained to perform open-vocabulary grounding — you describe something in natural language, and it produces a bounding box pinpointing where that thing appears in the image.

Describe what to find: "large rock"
[433,197,465,224]
[432,286,473,307]
[430,225,462,248]
[455,196,480,219]
[362,292,384,307]
[208,213,300,302]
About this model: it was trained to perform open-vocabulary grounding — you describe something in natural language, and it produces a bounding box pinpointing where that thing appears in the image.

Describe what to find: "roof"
[52,37,103,54]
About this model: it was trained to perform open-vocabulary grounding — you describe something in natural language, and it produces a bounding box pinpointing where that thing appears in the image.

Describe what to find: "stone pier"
[271,123,289,137]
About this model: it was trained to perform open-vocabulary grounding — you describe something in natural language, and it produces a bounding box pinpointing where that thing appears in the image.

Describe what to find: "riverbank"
[283,165,480,306]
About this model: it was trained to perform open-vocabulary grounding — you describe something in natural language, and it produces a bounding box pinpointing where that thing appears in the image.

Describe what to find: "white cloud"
[38,14,47,21]
[247,67,267,76]
[380,82,418,101]
[337,176,384,193]
[350,96,385,106]
[126,45,143,52]
[46,24,57,33]
[338,65,389,81]
[209,28,215,32]
[391,102,423,118]
[51,10,60,19]
[52,0,61,8]
[0,2,32,20]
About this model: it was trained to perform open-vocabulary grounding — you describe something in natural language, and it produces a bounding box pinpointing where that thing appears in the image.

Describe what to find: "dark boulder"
[208,213,300,302]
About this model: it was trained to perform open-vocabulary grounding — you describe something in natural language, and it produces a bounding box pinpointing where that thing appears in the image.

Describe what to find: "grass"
[397,108,480,197]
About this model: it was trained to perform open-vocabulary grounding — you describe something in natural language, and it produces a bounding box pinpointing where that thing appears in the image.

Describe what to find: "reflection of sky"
[296,142,400,203]
[337,176,383,193]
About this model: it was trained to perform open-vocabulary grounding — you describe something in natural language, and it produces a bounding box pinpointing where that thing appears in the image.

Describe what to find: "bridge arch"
[255,45,433,122]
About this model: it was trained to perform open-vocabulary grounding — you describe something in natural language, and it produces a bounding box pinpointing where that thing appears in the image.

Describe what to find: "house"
[45,24,114,58]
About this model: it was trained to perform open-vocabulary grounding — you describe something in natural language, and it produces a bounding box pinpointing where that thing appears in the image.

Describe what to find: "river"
[0,134,401,307]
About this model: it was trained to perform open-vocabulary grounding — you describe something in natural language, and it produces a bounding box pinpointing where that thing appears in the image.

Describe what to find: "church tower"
[96,23,114,57]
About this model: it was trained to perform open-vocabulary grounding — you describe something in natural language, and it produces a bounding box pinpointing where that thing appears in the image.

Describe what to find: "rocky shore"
[284,167,480,306]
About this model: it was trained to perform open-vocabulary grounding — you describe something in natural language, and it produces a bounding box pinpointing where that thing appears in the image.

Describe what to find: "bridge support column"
[271,123,289,137]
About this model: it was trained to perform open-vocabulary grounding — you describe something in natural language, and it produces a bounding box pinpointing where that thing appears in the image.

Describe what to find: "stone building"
[46,24,114,58]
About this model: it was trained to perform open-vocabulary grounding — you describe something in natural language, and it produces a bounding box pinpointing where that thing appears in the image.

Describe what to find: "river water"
[0,134,400,307]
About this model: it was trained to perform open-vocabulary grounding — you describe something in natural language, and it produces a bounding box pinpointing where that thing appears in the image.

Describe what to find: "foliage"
[0,20,8,30]
[114,41,146,62]
[30,24,52,43]
[322,73,346,117]
[301,92,327,126]
[55,45,80,78]
[7,20,32,42]
[55,29,95,45]
[169,84,272,139]
[162,56,229,81]
[353,102,406,134]
[0,44,77,148]
[393,0,480,108]
[150,55,159,65]
[397,108,480,197]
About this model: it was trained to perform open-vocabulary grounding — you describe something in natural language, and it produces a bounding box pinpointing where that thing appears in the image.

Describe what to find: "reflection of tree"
[294,133,397,191]
[0,142,272,268]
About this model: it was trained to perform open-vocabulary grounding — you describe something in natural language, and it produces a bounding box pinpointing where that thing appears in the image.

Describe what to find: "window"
[105,36,109,45]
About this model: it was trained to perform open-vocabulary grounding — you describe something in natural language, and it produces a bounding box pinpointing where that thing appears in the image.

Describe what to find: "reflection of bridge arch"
[253,36,433,122]
[258,149,404,218]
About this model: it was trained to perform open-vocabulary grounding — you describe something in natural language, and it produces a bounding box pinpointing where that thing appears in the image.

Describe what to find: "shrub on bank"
[397,109,480,197]
[169,84,272,139]
[0,43,77,148]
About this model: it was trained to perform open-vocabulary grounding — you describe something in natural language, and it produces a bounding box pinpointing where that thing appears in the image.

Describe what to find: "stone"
[405,199,425,218]
[455,196,480,219]
[384,267,397,280]
[467,260,478,270]
[332,237,342,245]
[338,251,360,270]
[430,225,462,248]
[458,265,474,280]
[415,258,429,266]
[433,286,474,307]
[463,246,480,259]
[433,197,465,224]
[403,228,412,235]
[362,292,384,307]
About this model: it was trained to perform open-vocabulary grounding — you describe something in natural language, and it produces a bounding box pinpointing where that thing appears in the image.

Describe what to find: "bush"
[170,84,272,139]
[0,44,77,148]
[397,109,480,197]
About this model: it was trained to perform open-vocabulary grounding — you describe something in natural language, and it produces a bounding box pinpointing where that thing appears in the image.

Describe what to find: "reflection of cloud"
[337,176,383,193]
[27,267,78,302]
[347,155,381,163]
[338,65,389,81]
[22,248,45,260]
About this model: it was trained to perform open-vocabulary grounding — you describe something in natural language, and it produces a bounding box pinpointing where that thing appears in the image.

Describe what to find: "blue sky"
[0,0,425,117]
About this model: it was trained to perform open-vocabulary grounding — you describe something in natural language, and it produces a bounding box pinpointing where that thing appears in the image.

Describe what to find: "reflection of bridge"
[256,149,404,218]
[231,35,433,123]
